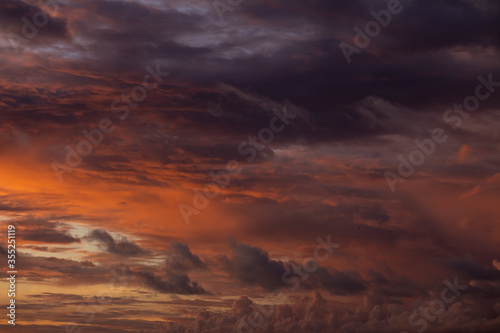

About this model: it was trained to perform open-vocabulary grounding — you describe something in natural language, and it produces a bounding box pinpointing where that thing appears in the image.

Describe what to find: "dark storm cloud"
[27,256,97,275]
[134,270,209,295]
[1,0,500,330]
[87,229,147,256]
[367,269,425,298]
[90,242,210,295]
[219,240,367,295]
[190,0,500,144]
[166,242,206,271]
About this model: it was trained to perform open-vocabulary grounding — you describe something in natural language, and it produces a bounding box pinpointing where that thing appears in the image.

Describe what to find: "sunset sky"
[1,0,500,332]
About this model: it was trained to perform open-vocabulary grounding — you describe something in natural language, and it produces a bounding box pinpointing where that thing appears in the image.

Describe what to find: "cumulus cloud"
[18,216,80,244]
[166,241,206,271]
[1,0,500,331]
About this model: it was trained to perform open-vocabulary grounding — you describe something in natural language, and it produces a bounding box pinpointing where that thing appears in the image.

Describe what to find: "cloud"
[118,242,209,295]
[18,217,80,244]
[219,240,366,295]
[449,255,500,281]
[146,288,500,333]
[0,0,68,40]
[310,267,366,295]
[133,270,209,295]
[86,229,147,256]
[219,240,288,290]
[1,0,500,331]
[166,241,206,271]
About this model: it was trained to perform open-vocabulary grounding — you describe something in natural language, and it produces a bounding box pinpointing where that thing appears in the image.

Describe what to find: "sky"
[0,0,500,332]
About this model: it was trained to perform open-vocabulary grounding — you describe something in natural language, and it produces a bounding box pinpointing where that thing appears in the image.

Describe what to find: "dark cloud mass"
[0,0,68,40]
[218,240,367,296]
[166,241,206,271]
[87,229,146,256]
[18,216,80,244]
